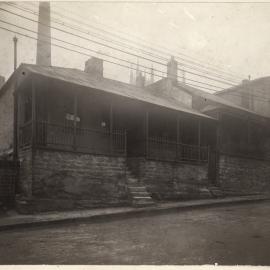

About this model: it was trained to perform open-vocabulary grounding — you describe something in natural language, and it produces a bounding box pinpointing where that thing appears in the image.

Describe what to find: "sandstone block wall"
[0,160,18,206]
[31,150,129,207]
[0,86,14,153]
[128,157,208,200]
[219,154,270,193]
[18,148,33,197]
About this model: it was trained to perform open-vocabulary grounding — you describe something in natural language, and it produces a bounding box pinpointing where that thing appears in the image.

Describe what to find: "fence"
[19,121,127,156]
[147,136,209,163]
[19,121,32,148]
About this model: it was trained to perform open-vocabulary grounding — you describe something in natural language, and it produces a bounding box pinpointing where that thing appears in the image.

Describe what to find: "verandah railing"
[18,121,32,148]
[147,136,209,163]
[19,122,208,162]
[19,121,127,156]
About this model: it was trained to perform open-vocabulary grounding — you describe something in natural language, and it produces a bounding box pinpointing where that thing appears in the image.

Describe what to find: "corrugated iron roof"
[17,64,214,120]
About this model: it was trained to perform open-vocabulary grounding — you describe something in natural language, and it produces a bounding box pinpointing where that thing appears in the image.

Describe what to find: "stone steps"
[198,188,212,199]
[129,190,149,197]
[208,186,225,198]
[126,171,155,207]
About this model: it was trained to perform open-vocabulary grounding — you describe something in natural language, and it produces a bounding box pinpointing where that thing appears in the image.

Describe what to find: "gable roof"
[176,81,270,120]
[4,63,214,120]
[216,76,270,95]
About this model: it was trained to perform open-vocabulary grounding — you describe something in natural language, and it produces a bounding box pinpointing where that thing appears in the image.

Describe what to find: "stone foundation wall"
[218,154,270,193]
[128,157,208,200]
[0,160,19,206]
[18,149,129,210]
[18,148,33,197]
[0,85,14,153]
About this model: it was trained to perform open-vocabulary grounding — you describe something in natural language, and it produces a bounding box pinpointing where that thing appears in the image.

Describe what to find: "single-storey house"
[1,56,270,212]
[0,57,220,212]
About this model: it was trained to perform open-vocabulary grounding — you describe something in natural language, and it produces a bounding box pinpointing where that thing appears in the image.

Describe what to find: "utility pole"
[13,36,18,71]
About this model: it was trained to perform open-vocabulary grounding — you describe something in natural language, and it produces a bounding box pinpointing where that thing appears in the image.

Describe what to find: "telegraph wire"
[1,25,269,104]
[0,9,235,90]
[0,24,227,93]
[9,2,242,84]
[3,4,238,87]
[47,2,244,81]
[38,1,244,81]
[0,18,229,91]
[1,11,268,102]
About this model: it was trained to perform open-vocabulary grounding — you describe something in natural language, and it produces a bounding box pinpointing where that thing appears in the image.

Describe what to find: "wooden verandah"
[15,74,215,163]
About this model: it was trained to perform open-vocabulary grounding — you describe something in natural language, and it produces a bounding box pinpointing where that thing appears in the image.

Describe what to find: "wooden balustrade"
[19,121,126,156]
[147,136,209,163]
[19,122,209,162]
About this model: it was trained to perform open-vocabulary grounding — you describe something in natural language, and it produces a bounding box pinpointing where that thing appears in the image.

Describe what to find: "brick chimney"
[84,57,103,78]
[136,71,145,88]
[242,79,250,85]
[36,2,51,66]
[167,56,178,85]
[0,76,5,89]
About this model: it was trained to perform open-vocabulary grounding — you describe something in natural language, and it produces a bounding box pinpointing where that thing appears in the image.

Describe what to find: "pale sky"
[1,1,270,89]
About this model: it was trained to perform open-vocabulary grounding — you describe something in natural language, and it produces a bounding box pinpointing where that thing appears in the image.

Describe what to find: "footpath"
[0,194,269,231]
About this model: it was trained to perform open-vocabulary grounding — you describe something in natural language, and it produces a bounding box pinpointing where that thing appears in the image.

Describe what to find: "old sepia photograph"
[0,0,270,266]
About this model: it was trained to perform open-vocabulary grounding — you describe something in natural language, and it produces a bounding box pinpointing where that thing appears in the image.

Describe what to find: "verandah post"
[73,92,78,150]
[110,101,113,155]
[13,84,18,161]
[198,119,201,163]
[176,116,180,160]
[31,78,37,148]
[145,111,149,158]
[247,118,251,145]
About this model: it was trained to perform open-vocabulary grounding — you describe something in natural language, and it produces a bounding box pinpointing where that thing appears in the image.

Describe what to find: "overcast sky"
[1,1,270,87]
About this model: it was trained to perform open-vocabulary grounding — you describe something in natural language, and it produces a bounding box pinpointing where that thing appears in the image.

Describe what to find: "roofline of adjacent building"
[1,63,216,121]
[175,80,270,121]
[214,76,270,95]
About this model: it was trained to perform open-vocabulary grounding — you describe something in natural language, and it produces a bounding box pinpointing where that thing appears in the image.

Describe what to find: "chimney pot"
[136,71,145,87]
[242,79,250,85]
[167,56,178,85]
[84,57,103,78]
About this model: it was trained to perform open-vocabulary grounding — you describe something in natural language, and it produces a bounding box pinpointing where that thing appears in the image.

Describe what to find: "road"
[0,201,270,265]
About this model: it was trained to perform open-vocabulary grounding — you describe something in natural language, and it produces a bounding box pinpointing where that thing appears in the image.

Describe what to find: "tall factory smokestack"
[36,2,51,66]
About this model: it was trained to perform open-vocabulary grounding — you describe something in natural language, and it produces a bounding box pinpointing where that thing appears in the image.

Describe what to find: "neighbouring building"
[180,82,270,195]
[216,77,270,118]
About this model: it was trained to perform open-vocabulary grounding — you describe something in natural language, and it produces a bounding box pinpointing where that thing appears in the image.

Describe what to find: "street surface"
[0,202,270,265]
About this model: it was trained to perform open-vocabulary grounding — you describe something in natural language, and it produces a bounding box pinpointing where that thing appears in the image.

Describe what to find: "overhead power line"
[9,2,242,84]
[0,8,236,91]
[48,2,244,81]
[0,24,228,93]
[21,1,241,85]
[1,25,268,104]
[0,18,229,91]
[3,4,238,88]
